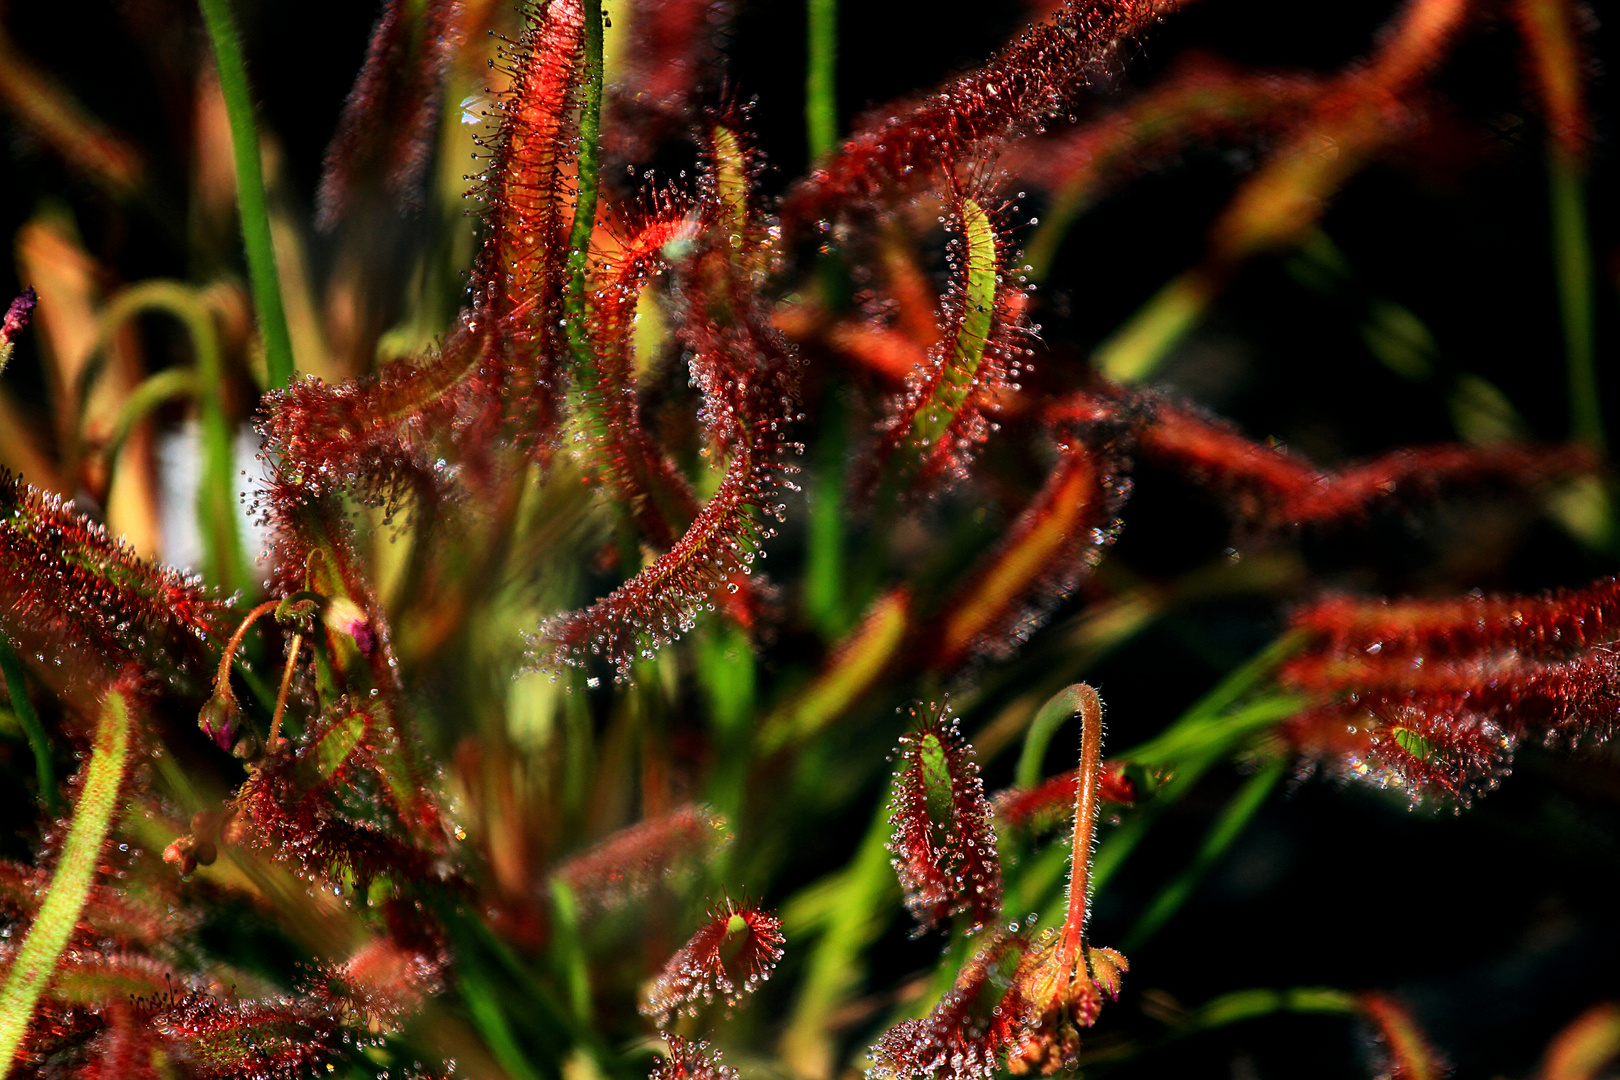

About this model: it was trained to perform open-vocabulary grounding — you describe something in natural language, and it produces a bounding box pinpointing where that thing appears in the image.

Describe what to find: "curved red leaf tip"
[1280,576,1620,802]
[867,188,1031,497]
[888,701,1003,935]
[1075,388,1598,532]
[868,932,1035,1080]
[993,762,1137,830]
[315,0,460,229]
[332,935,447,1028]
[784,0,1179,224]
[641,895,785,1029]
[651,1036,740,1080]
[0,470,232,671]
[555,804,730,914]
[1283,699,1514,806]
[1360,991,1450,1080]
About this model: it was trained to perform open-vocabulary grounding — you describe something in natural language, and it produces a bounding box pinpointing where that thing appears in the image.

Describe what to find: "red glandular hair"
[925,436,1130,670]
[314,0,462,229]
[1281,578,1620,800]
[641,896,785,1029]
[866,184,1032,496]
[1358,992,1449,1080]
[1002,57,1324,199]
[256,487,425,769]
[576,199,704,550]
[9,964,344,1080]
[262,0,588,498]
[531,124,801,679]
[554,803,727,914]
[0,471,230,684]
[1046,387,1596,533]
[888,703,1003,935]
[992,761,1136,831]
[650,1037,739,1080]
[603,0,733,165]
[234,702,451,889]
[0,860,178,950]
[145,990,347,1080]
[782,0,1186,224]
[868,933,1035,1080]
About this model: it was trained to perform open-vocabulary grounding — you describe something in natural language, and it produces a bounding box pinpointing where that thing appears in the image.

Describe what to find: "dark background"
[0,1,1616,1077]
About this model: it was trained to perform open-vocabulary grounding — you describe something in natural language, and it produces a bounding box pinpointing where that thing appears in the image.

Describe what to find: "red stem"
[1061,684,1104,970]
[213,600,281,700]
[269,632,303,749]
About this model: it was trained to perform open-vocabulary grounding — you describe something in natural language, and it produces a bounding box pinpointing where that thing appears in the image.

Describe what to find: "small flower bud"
[198,693,240,751]
[219,808,249,848]
[323,596,375,655]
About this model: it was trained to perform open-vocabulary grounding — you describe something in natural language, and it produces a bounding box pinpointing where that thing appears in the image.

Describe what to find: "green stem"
[1094,269,1220,384]
[1121,758,1285,951]
[806,0,838,160]
[1179,986,1360,1033]
[1549,147,1602,450]
[0,686,132,1074]
[564,0,605,368]
[1016,683,1089,790]
[195,0,295,389]
[103,369,198,470]
[549,880,593,1025]
[780,788,900,1077]
[91,282,248,593]
[0,635,59,816]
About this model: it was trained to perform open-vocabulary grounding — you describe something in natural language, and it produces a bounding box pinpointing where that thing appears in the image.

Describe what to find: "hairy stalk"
[1060,684,1103,968]
[213,599,280,699]
[806,0,838,160]
[269,631,302,748]
[0,634,58,815]
[195,0,295,389]
[0,685,132,1073]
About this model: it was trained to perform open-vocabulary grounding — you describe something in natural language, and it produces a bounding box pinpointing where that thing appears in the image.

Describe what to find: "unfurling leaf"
[868,934,1034,1080]
[888,702,1002,935]
[642,896,785,1029]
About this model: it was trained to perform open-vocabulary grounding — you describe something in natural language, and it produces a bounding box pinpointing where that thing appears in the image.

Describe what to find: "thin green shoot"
[195,0,296,389]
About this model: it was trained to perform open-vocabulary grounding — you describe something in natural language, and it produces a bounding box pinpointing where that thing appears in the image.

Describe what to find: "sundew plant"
[0,0,1616,1077]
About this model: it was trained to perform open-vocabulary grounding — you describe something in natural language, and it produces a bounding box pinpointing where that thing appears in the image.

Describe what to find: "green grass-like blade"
[93,281,250,593]
[1549,149,1602,451]
[0,635,59,816]
[806,0,838,160]
[195,0,295,389]
[1121,757,1286,950]
[0,686,132,1074]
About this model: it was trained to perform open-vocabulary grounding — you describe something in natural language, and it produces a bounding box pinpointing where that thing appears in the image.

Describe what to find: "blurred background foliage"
[0,0,1618,1077]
